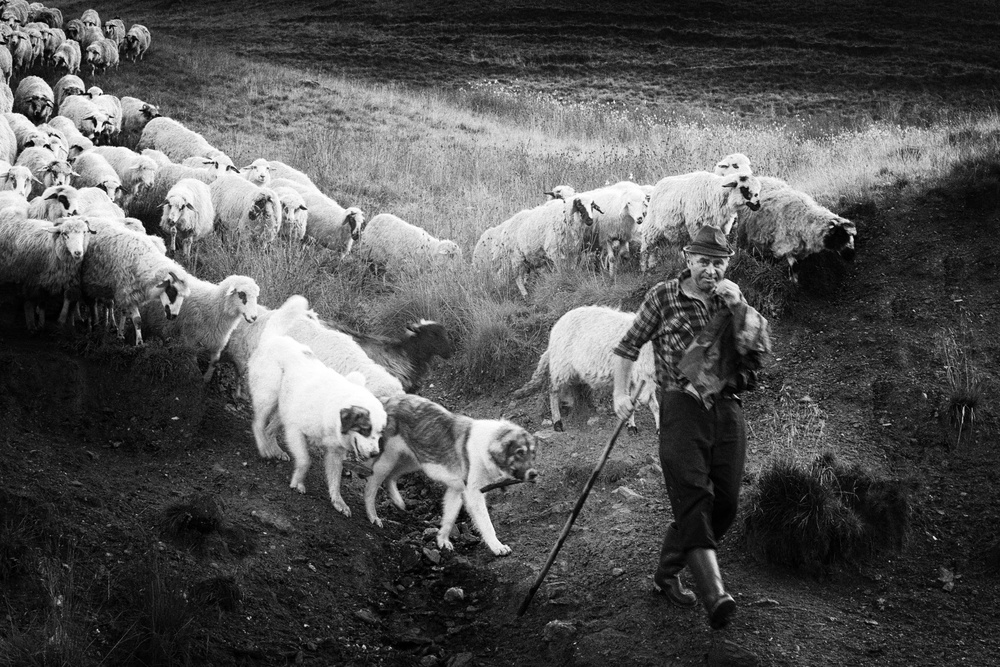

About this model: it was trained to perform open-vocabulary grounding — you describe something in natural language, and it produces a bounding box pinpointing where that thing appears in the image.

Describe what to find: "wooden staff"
[516,381,646,617]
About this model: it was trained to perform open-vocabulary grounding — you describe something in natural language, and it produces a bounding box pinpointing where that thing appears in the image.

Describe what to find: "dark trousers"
[655,389,747,577]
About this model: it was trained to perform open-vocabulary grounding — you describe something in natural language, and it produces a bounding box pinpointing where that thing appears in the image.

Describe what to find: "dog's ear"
[504,430,535,462]
[340,406,372,437]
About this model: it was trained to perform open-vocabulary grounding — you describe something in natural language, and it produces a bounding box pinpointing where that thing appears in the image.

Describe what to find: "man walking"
[612,226,770,629]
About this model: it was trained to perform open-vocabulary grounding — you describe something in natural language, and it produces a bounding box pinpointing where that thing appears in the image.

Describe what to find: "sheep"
[121,24,149,62]
[22,23,43,65]
[14,146,73,198]
[735,176,858,278]
[0,81,10,115]
[471,224,501,273]
[139,274,260,382]
[46,114,93,159]
[29,6,61,29]
[513,305,659,434]
[579,181,649,276]
[140,148,171,167]
[209,173,282,241]
[358,213,462,274]
[322,318,454,394]
[71,151,124,202]
[0,189,28,216]
[7,30,31,71]
[76,186,125,219]
[76,25,103,51]
[34,122,69,160]
[84,38,118,74]
[0,162,33,198]
[51,38,79,73]
[80,217,191,345]
[55,94,107,140]
[182,154,238,175]
[271,185,308,242]
[639,170,762,271]
[159,177,214,258]
[0,214,95,330]
[0,115,13,163]
[126,162,216,232]
[1,1,28,29]
[53,74,85,111]
[239,157,271,186]
[87,90,121,143]
[119,96,159,147]
[63,18,83,41]
[543,184,575,201]
[12,76,53,123]
[266,160,317,189]
[268,177,363,255]
[79,9,101,30]
[225,304,405,402]
[476,193,602,297]
[137,116,229,164]
[0,44,11,83]
[27,183,80,220]
[713,152,753,177]
[42,25,65,62]
[90,146,157,203]
[5,110,46,150]
[102,17,124,45]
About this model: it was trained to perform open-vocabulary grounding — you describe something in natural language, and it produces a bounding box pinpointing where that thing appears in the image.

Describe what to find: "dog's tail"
[512,349,550,399]
[259,294,310,344]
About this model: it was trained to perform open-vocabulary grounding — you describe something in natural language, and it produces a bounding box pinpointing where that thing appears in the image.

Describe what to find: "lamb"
[639,170,762,271]
[358,213,462,274]
[322,318,454,394]
[579,181,649,276]
[0,43,11,83]
[139,274,260,382]
[477,192,602,297]
[137,117,228,163]
[210,173,282,241]
[51,38,80,74]
[126,163,216,232]
[14,146,73,198]
[269,177,363,255]
[1,162,35,198]
[90,146,157,202]
[247,296,387,516]
[12,75,53,124]
[76,186,125,219]
[46,115,93,159]
[159,177,214,258]
[102,17,124,45]
[26,183,80,220]
[52,74,85,111]
[84,38,118,74]
[55,94,107,140]
[239,157,271,186]
[0,214,95,329]
[513,305,659,434]
[121,24,150,62]
[71,151,123,202]
[80,217,191,345]
[225,304,405,401]
[735,176,857,278]
[119,96,159,147]
[271,185,308,242]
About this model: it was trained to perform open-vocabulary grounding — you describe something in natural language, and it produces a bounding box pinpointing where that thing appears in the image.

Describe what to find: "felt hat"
[683,226,734,258]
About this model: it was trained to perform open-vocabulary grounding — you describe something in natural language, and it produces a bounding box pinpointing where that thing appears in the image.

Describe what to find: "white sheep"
[90,146,157,202]
[11,74,51,123]
[4,110,44,150]
[42,26,65,62]
[14,146,73,198]
[140,148,171,167]
[22,23,44,66]
[270,185,307,242]
[209,173,282,241]
[266,160,317,189]
[0,161,33,198]
[84,38,118,74]
[51,39,80,74]
[77,25,103,51]
[102,17,124,45]
[46,114,93,159]
[543,184,575,200]
[225,304,405,402]
[76,186,125,219]
[126,162,216,231]
[139,274,260,382]
[358,213,462,274]
[159,177,214,258]
[87,90,121,143]
[0,190,27,216]
[0,214,95,329]
[137,116,229,164]
[35,122,69,160]
[269,177,363,255]
[513,305,659,434]
[182,154,238,176]
[0,43,11,83]
[639,170,762,271]
[54,94,107,140]
[713,152,752,177]
[27,183,79,220]
[476,192,602,297]
[80,9,101,30]
[0,80,11,114]
[119,96,159,147]
[0,115,14,163]
[579,181,648,276]
[8,31,31,72]
[80,217,191,345]
[121,24,150,62]
[239,158,271,186]
[1,0,28,27]
[71,151,123,202]
[736,176,858,277]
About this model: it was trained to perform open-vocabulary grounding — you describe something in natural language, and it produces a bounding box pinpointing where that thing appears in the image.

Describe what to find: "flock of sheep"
[0,2,863,543]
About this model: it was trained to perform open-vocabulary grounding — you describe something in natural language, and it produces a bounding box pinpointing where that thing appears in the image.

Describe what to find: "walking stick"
[516,381,646,617]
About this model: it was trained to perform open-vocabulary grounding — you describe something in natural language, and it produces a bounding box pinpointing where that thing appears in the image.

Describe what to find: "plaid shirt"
[612,269,728,392]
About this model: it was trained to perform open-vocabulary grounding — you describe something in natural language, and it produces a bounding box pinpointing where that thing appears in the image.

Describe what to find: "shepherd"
[612,225,771,630]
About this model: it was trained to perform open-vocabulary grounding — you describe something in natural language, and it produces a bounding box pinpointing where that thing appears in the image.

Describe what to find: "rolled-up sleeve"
[613,283,663,361]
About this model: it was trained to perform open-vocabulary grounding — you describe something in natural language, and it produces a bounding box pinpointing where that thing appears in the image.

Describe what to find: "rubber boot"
[686,548,736,629]
[652,526,697,608]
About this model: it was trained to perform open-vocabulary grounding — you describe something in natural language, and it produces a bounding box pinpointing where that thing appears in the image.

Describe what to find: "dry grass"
[937,323,986,450]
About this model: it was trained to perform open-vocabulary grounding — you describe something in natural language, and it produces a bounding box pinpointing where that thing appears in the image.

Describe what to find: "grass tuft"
[936,323,986,449]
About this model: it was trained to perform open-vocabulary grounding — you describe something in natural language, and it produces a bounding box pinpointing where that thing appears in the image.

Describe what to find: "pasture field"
[2,1,1000,665]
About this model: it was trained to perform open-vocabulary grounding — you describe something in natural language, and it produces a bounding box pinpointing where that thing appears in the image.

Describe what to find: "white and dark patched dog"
[364,394,539,556]
[247,296,388,517]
